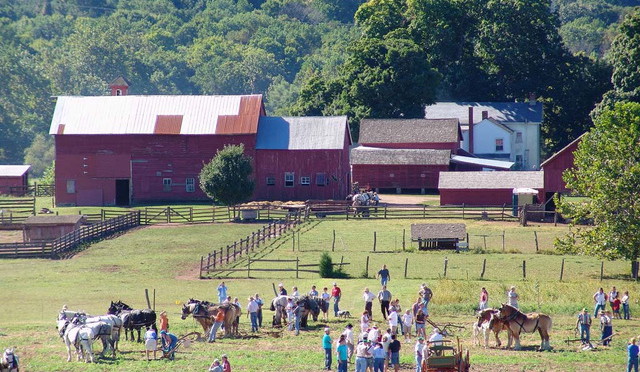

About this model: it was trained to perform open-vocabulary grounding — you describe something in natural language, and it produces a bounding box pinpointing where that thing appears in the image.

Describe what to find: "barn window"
[266,176,275,186]
[66,180,76,194]
[284,172,294,187]
[389,173,395,178]
[316,173,326,186]
[163,178,172,192]
[300,176,310,185]
[185,178,195,192]
[115,89,122,96]
[495,138,504,152]
[515,132,523,143]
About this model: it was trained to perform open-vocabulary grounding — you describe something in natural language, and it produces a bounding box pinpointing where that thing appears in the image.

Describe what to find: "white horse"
[57,318,95,362]
[270,295,294,327]
[0,349,19,372]
[84,315,122,356]
[352,193,371,217]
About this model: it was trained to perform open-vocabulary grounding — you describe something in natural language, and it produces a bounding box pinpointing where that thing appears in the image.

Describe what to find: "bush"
[319,252,333,278]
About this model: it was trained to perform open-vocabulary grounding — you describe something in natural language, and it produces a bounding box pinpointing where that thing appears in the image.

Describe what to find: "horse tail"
[270,301,276,311]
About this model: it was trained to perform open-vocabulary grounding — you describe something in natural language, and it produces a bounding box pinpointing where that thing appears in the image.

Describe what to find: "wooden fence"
[0,197,36,225]
[0,183,54,197]
[0,211,141,259]
[309,203,518,221]
[199,214,303,278]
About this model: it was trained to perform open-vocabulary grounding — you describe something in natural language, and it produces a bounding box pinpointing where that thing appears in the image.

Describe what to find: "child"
[613,295,622,319]
[623,291,631,320]
[402,310,413,342]
[286,298,295,331]
[144,325,158,361]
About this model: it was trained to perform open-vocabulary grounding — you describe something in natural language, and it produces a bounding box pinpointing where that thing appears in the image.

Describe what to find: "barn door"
[115,179,130,206]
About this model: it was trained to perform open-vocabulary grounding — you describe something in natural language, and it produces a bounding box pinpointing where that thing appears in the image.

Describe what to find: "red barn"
[351,118,461,193]
[438,171,544,205]
[50,92,350,206]
[0,165,30,196]
[540,134,584,201]
[254,116,351,200]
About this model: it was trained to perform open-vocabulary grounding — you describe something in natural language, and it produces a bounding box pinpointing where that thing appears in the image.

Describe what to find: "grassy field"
[0,218,638,371]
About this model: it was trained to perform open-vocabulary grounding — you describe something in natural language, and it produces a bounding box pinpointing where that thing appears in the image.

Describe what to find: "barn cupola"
[109,76,130,96]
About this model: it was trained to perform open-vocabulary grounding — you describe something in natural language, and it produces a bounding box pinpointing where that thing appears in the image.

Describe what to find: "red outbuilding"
[540,134,584,201]
[438,171,544,205]
[0,165,30,196]
[50,86,351,206]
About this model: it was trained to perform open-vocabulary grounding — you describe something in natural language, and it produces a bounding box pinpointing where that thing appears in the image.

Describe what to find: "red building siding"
[0,175,28,195]
[55,134,255,206]
[352,164,449,190]
[542,138,580,194]
[440,188,543,206]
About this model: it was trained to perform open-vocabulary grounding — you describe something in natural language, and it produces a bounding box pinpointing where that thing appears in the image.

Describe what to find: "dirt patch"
[98,264,121,273]
[0,230,23,243]
[378,193,439,206]
[175,262,203,281]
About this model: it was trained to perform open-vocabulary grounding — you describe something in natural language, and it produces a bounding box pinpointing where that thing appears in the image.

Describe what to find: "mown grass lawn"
[0,218,637,371]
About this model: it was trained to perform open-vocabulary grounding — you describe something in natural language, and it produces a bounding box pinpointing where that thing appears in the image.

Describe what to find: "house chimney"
[109,76,130,96]
[482,110,488,120]
[468,107,474,154]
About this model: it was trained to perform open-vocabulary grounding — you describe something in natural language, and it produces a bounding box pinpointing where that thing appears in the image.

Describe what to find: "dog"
[337,310,351,319]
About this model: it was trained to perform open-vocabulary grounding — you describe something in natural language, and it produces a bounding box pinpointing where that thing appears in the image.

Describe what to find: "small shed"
[0,165,30,196]
[411,223,467,250]
[23,215,85,242]
[438,171,544,206]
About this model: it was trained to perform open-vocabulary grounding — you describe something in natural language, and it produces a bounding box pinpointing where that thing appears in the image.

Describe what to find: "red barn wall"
[543,140,579,194]
[0,176,28,195]
[352,164,449,190]
[440,189,544,206]
[55,134,255,206]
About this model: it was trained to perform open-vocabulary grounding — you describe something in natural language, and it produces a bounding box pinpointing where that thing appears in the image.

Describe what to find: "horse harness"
[505,310,539,334]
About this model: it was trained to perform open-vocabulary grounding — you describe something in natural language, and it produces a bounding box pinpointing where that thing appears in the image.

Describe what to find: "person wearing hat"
[355,338,372,372]
[278,283,288,296]
[600,310,613,346]
[576,308,592,345]
[221,354,231,372]
[322,327,332,370]
[209,358,223,372]
[160,330,178,360]
[331,282,342,317]
[415,337,425,372]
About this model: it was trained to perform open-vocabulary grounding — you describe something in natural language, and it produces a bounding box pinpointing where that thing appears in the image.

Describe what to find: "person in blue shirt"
[336,334,348,372]
[217,282,228,304]
[629,338,639,372]
[160,330,178,360]
[322,327,332,370]
[377,265,390,286]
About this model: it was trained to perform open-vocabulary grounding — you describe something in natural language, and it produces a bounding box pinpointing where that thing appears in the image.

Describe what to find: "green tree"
[199,144,255,206]
[556,102,640,263]
[23,133,55,177]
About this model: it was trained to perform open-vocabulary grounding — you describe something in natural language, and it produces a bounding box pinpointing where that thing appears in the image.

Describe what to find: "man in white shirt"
[402,310,413,342]
[363,288,376,320]
[428,328,444,347]
[594,287,607,318]
[343,324,354,363]
[415,337,425,372]
[368,326,380,343]
[246,297,259,332]
[388,308,399,335]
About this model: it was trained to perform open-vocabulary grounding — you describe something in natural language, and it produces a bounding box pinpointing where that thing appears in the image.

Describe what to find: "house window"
[316,173,326,186]
[285,172,294,187]
[300,176,311,185]
[515,132,523,143]
[163,178,172,192]
[266,176,275,186]
[185,178,195,192]
[495,138,504,152]
[66,180,76,194]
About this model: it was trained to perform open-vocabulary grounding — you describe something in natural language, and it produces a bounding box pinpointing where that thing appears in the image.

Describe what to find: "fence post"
[483,235,487,250]
[402,229,406,251]
[404,257,408,279]
[207,253,211,271]
[200,256,204,278]
[501,203,506,221]
[560,258,565,281]
[443,257,448,277]
[219,247,223,265]
[534,231,539,252]
[365,256,369,278]
[554,212,558,226]
[332,229,336,252]
[296,257,299,279]
[292,230,295,252]
[600,261,604,281]
[373,231,377,252]
[213,251,217,269]
[522,260,526,279]
[422,205,426,218]
[248,258,251,278]
[502,231,506,252]
[384,205,387,219]
[480,258,486,278]
[462,203,465,219]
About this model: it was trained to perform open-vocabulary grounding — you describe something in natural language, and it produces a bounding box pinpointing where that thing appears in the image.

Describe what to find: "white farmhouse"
[425,101,542,170]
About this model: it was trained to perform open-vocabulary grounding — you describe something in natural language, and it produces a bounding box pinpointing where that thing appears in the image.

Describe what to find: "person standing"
[144,325,158,361]
[336,334,348,372]
[221,354,231,372]
[217,282,228,304]
[233,297,241,328]
[286,298,295,331]
[623,291,631,320]
[378,285,392,320]
[372,342,386,372]
[208,308,225,343]
[377,265,391,286]
[309,285,319,298]
[402,310,413,342]
[414,337,425,372]
[293,300,303,336]
[388,307,399,335]
[415,309,426,338]
[292,286,300,297]
[629,338,639,372]
[600,311,613,346]
[388,334,401,372]
[360,311,370,332]
[255,293,264,328]
[613,295,622,319]
[159,311,169,333]
[594,288,608,318]
[355,339,372,372]
[479,288,489,311]
[332,282,342,317]
[419,284,433,316]
[609,286,618,310]
[343,324,354,363]
[322,327,332,370]
[576,308,591,345]
[278,283,288,296]
[321,287,331,322]
[247,296,259,333]
[363,288,376,319]
[507,286,519,309]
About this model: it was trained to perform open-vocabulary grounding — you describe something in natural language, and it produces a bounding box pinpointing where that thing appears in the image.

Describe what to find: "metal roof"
[359,118,460,144]
[0,165,31,177]
[255,116,348,150]
[350,146,451,165]
[411,223,467,240]
[49,95,263,135]
[450,155,514,170]
[438,171,544,189]
[425,102,543,124]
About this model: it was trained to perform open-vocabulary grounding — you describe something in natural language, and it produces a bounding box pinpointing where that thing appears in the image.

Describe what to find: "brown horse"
[474,308,511,348]
[496,304,552,350]
[211,303,241,337]
[181,299,215,336]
